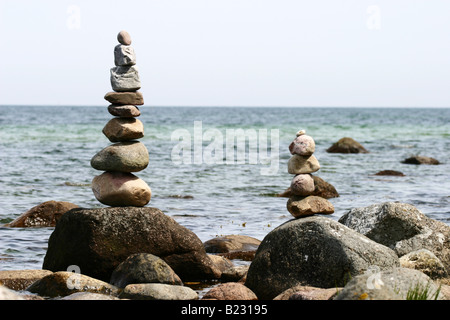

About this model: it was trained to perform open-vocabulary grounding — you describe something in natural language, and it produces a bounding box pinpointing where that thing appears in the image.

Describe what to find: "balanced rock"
[290,173,315,196]
[114,44,136,66]
[245,215,399,299]
[102,117,144,142]
[289,134,315,156]
[117,30,132,45]
[91,141,149,172]
[108,105,140,118]
[287,195,334,218]
[42,207,221,282]
[326,137,368,154]
[92,171,151,207]
[104,91,144,105]
[110,65,141,92]
[287,154,320,174]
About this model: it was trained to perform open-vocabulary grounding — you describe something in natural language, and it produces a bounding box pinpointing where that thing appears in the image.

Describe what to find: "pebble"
[287,154,320,174]
[104,91,144,105]
[110,65,141,92]
[289,134,315,156]
[114,44,136,66]
[107,104,141,118]
[91,171,151,207]
[290,173,315,196]
[90,141,149,173]
[117,30,132,45]
[102,117,144,142]
[287,195,334,218]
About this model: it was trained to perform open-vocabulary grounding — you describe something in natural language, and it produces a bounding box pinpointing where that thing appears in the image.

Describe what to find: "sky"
[0,0,449,107]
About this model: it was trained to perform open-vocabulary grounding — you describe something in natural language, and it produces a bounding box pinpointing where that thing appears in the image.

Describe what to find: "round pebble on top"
[296,129,306,136]
[117,30,132,45]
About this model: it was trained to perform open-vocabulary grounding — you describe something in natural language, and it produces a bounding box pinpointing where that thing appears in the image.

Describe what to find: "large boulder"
[245,216,399,299]
[42,207,221,282]
[338,202,450,275]
[335,267,445,300]
[5,201,78,227]
[326,137,369,154]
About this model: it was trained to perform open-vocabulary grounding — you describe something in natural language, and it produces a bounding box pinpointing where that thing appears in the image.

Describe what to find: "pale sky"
[0,0,449,107]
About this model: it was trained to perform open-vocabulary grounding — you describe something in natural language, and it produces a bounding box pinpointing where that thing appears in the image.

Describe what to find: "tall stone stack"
[286,130,334,218]
[91,30,151,207]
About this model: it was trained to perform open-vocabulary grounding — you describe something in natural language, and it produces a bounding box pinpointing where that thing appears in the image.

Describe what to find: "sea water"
[0,106,449,270]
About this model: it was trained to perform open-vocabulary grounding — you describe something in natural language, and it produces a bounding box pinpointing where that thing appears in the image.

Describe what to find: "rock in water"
[326,137,369,154]
[42,207,221,282]
[114,44,136,66]
[401,156,440,165]
[91,171,151,207]
[245,216,399,299]
[102,117,144,142]
[5,201,78,227]
[104,91,144,105]
[90,141,149,172]
[110,65,141,92]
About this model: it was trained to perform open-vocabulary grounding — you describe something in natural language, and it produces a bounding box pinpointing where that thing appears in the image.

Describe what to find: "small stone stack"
[91,30,151,207]
[286,130,334,218]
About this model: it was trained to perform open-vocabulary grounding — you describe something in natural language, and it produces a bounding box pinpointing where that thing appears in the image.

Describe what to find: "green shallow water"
[0,105,449,270]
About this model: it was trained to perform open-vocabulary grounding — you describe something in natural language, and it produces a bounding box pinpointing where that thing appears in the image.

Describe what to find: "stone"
[114,44,136,66]
[61,292,121,300]
[287,154,320,174]
[338,202,450,275]
[287,195,334,218]
[90,141,149,172]
[117,30,132,45]
[42,207,221,282]
[290,173,315,196]
[0,270,53,291]
[104,91,144,105]
[110,65,141,92]
[102,117,144,142]
[374,170,405,176]
[288,134,315,156]
[274,285,340,300]
[203,235,261,253]
[399,249,448,280]
[201,282,257,300]
[335,267,445,300]
[27,271,120,298]
[402,156,440,165]
[208,255,234,274]
[120,283,198,300]
[326,137,369,153]
[245,215,399,299]
[110,253,183,288]
[278,175,339,199]
[221,265,249,282]
[0,285,24,300]
[4,201,79,227]
[91,172,151,207]
[108,105,141,118]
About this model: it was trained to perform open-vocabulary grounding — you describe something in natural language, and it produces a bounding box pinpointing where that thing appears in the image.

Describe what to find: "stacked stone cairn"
[286,130,334,218]
[91,30,151,207]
